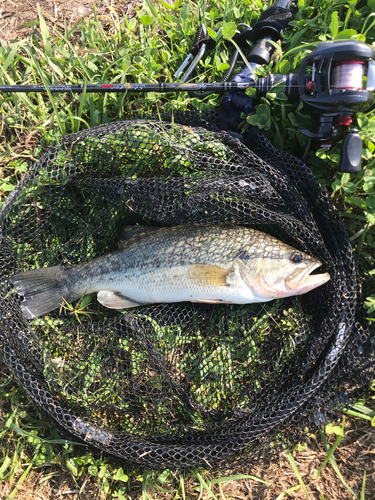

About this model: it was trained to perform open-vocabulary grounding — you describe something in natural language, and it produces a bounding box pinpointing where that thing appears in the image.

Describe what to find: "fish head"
[238,244,330,299]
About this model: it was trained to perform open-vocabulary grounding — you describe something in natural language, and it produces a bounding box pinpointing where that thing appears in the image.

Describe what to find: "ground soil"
[0,0,139,44]
[0,2,375,499]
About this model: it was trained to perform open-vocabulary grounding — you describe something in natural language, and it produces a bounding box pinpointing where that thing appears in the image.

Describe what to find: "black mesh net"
[0,111,374,468]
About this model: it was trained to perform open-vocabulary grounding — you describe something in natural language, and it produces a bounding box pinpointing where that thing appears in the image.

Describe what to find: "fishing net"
[0,111,374,468]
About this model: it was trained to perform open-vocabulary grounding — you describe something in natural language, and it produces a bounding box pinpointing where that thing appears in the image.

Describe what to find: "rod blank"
[0,81,250,94]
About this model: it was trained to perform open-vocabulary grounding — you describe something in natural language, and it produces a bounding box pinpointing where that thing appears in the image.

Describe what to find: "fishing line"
[331,61,365,90]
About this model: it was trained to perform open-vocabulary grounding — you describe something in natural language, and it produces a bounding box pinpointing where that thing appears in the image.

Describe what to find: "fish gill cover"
[0,110,374,468]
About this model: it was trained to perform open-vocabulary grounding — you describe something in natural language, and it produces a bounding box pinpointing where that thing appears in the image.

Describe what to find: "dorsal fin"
[119,225,159,248]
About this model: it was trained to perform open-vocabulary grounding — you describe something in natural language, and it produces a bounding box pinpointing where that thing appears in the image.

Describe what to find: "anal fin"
[97,291,142,309]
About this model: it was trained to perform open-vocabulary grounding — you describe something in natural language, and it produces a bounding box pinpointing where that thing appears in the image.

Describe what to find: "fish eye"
[290,252,303,264]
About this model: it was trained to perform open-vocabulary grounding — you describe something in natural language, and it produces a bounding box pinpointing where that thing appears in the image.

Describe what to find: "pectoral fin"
[189,264,230,287]
[97,291,142,309]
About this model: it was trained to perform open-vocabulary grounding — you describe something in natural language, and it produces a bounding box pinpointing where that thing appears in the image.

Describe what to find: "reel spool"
[331,61,365,91]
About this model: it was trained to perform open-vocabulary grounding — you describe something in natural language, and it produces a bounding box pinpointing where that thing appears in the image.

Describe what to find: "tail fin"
[11,266,75,319]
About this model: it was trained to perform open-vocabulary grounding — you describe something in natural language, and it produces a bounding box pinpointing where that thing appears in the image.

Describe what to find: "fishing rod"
[0,81,252,94]
[1,0,374,172]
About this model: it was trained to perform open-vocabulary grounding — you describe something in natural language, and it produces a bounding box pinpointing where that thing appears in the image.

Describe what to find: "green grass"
[1,0,375,498]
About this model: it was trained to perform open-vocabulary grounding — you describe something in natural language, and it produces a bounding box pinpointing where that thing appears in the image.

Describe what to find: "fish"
[11,225,330,320]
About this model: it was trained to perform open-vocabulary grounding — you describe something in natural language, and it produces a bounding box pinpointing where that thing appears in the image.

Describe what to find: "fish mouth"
[286,261,331,291]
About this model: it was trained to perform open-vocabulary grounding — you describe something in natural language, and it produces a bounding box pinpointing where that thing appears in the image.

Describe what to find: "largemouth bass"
[11,225,330,319]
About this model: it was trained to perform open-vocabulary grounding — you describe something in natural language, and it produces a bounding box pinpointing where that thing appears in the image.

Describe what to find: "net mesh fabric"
[0,112,374,468]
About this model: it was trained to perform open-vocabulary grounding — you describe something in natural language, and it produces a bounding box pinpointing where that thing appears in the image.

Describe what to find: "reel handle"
[338,130,363,173]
